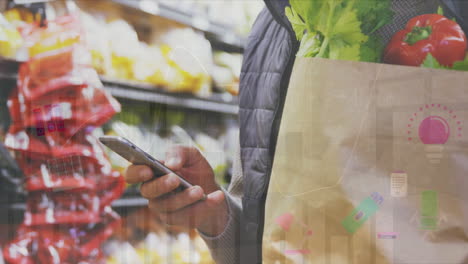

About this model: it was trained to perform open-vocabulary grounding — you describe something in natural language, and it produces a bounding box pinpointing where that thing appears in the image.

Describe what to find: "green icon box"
[421,190,438,230]
[342,197,379,233]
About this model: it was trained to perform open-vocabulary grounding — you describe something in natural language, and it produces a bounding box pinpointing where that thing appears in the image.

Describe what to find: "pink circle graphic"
[418,116,450,144]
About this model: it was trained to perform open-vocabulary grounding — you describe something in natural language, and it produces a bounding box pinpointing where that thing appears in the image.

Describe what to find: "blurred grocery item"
[213,52,241,95]
[160,28,213,96]
[106,207,214,264]
[3,6,41,27]
[79,12,112,75]
[195,132,227,185]
[3,13,123,264]
[25,14,83,57]
[106,19,140,80]
[0,13,23,59]
[133,43,170,86]
[4,209,120,264]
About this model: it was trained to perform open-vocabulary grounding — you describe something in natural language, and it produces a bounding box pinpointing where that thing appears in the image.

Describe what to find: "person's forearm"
[198,190,241,264]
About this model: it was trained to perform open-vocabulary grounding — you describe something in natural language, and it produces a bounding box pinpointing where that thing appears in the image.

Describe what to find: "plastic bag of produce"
[106,20,140,80]
[24,191,101,226]
[3,226,39,264]
[24,14,83,58]
[17,47,94,101]
[0,14,23,59]
[5,130,111,167]
[160,28,213,96]
[8,84,120,138]
[74,207,122,258]
[80,12,112,75]
[22,155,98,192]
[3,222,112,264]
[132,43,169,86]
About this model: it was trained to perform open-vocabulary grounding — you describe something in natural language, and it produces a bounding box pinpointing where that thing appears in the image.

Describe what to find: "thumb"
[205,190,226,208]
[165,145,202,170]
[165,145,187,170]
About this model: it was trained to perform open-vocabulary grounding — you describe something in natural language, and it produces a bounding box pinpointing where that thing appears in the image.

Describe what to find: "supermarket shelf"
[0,69,239,115]
[102,77,239,115]
[13,0,53,4]
[7,197,149,211]
[112,0,246,52]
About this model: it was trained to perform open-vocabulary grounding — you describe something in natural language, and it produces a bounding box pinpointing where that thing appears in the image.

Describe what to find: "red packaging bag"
[17,45,93,100]
[24,191,100,226]
[3,226,38,264]
[4,130,50,160]
[37,228,77,264]
[9,83,120,138]
[19,155,120,193]
[6,89,25,135]
[21,155,99,192]
[6,130,112,170]
[97,171,125,208]
[24,14,84,58]
[71,207,122,258]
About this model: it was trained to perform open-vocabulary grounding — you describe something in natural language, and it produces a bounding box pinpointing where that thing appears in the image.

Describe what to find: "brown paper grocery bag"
[263,58,468,264]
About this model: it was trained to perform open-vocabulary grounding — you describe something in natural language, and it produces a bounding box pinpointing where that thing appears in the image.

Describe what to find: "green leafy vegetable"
[437,6,444,16]
[287,0,393,62]
[285,6,307,41]
[421,53,448,69]
[453,58,468,71]
[355,0,394,35]
[360,35,386,63]
[421,53,468,71]
[296,32,322,57]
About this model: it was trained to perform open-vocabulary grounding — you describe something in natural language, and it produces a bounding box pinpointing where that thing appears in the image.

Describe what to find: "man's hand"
[124,146,229,236]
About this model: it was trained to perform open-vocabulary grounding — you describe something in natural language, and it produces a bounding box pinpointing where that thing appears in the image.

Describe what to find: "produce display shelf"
[8,196,148,212]
[101,77,239,115]
[12,0,53,4]
[111,0,246,52]
[0,70,239,115]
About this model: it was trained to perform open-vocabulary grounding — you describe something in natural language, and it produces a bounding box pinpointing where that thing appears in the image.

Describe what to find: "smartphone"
[99,136,195,192]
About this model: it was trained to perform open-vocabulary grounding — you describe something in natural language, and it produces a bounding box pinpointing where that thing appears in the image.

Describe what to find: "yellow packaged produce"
[135,248,162,264]
[111,54,135,80]
[159,29,213,96]
[4,7,39,26]
[0,14,23,58]
[133,44,169,86]
[106,20,140,80]
[161,45,211,95]
[80,12,112,75]
[26,15,82,57]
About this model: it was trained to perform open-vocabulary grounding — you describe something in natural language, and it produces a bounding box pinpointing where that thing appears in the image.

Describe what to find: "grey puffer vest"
[238,1,468,263]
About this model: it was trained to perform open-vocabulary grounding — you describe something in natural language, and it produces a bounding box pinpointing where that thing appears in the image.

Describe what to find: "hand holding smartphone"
[99,136,201,197]
[100,136,228,236]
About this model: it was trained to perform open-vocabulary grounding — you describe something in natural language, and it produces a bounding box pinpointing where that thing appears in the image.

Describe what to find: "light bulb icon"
[418,116,450,164]
[408,104,463,164]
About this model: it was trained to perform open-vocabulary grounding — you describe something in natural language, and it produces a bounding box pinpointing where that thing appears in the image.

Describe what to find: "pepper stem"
[404,26,432,45]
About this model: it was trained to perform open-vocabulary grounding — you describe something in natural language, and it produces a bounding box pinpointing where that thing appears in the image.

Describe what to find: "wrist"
[197,195,229,236]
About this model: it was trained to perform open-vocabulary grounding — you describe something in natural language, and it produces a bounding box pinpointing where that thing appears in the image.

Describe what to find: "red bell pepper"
[383,14,467,67]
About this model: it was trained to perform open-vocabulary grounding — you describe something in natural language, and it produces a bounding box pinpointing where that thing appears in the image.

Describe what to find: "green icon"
[421,190,438,230]
[342,197,379,233]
